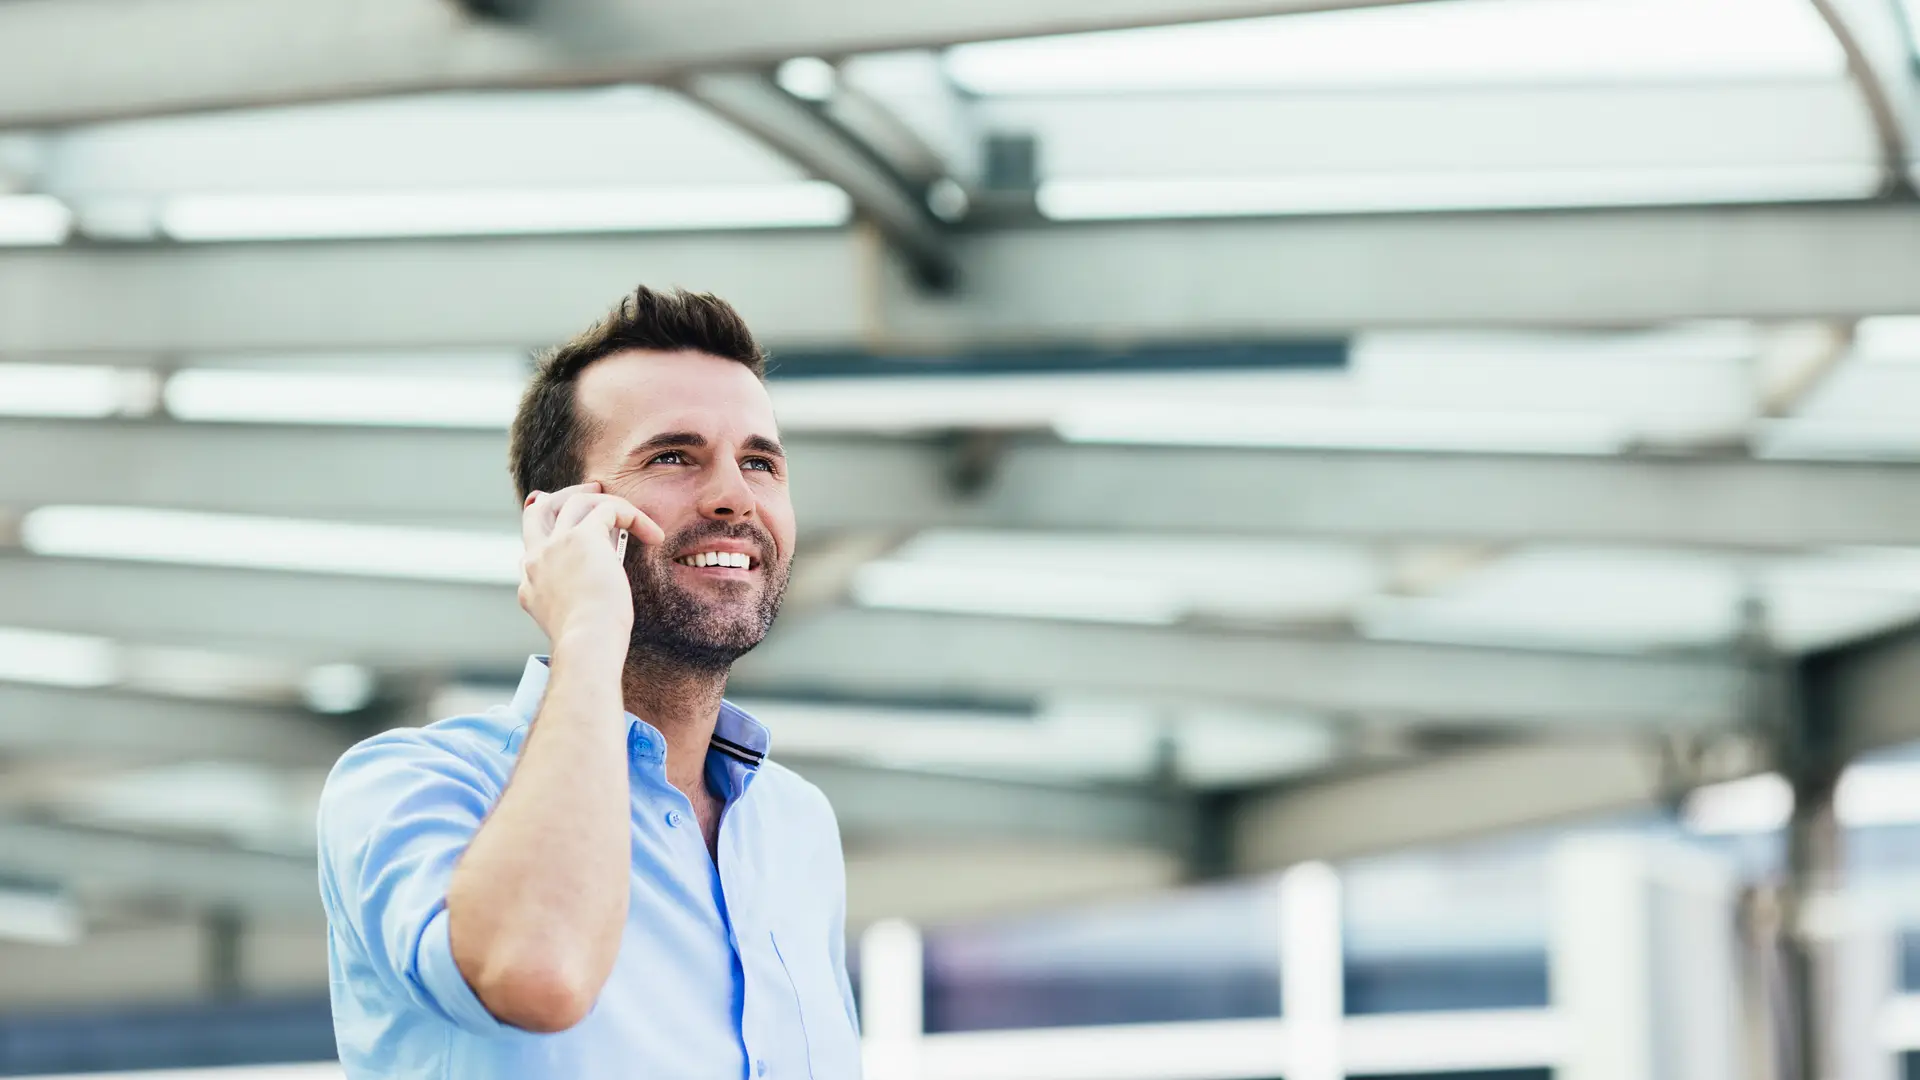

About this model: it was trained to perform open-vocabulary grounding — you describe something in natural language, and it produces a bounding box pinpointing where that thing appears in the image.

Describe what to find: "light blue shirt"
[317,656,860,1080]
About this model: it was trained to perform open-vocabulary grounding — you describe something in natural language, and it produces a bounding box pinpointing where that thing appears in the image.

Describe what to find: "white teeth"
[678,551,751,568]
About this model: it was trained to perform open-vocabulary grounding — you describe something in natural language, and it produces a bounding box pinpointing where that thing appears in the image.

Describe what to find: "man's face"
[575,350,794,670]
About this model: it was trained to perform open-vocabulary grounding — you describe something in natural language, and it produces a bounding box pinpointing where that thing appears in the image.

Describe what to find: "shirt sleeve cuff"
[412,905,514,1036]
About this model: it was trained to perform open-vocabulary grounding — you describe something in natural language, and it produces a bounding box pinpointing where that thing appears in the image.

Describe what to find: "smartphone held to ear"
[616,531,629,562]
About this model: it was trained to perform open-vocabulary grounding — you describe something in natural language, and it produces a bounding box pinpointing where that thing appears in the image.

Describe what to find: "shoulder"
[751,760,843,844]
[317,711,517,844]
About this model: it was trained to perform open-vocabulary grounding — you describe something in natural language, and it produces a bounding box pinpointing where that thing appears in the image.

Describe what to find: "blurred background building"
[7,0,1920,1077]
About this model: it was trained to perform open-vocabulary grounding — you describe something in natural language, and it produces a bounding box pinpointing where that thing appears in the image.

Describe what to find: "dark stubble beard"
[625,521,788,674]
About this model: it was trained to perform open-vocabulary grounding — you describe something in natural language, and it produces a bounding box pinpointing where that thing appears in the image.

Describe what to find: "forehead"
[574,349,776,441]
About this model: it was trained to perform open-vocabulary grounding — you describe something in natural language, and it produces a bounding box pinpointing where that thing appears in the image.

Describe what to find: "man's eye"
[742,457,776,472]
[649,450,688,465]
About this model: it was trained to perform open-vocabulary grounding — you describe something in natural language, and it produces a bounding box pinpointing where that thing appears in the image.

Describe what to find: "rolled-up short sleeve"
[317,731,513,1036]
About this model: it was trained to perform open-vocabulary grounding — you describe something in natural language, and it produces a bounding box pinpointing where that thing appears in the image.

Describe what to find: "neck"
[621,652,730,796]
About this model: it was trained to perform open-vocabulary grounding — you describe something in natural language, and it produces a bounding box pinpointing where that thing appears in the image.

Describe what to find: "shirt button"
[666,810,684,828]
[755,1060,767,1078]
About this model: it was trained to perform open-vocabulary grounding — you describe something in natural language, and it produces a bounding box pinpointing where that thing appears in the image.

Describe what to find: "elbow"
[469,957,601,1033]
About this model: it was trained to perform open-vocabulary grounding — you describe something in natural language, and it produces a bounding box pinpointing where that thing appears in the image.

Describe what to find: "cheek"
[761,496,797,552]
[623,477,694,525]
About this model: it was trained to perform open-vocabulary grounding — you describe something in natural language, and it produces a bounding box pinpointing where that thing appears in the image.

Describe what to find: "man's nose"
[698,459,755,519]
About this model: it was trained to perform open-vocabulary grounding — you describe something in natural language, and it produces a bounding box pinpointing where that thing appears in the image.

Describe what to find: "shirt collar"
[505,655,770,770]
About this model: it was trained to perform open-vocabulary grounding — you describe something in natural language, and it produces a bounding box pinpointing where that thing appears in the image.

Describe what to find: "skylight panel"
[947,0,1844,95]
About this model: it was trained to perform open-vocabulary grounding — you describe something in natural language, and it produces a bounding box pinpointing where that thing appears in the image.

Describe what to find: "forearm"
[448,634,631,1030]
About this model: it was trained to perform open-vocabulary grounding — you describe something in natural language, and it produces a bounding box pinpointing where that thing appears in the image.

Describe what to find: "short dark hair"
[508,286,768,502]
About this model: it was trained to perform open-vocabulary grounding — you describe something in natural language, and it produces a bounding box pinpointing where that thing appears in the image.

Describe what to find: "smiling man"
[316,288,860,1079]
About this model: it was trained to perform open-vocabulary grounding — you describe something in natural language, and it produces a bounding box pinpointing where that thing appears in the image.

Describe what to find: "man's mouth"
[673,550,760,571]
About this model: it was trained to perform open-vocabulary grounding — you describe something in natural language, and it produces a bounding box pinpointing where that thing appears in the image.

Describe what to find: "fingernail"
[524,492,541,506]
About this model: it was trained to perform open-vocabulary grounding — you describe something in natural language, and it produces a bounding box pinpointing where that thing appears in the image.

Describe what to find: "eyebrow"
[743,434,786,459]
[626,431,786,461]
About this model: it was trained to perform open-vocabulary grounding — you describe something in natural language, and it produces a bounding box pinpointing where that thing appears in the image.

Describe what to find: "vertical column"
[204,907,243,999]
[1279,861,1343,1080]
[1831,904,1898,1080]
[860,918,925,1080]
[1550,834,1742,1080]
[1782,774,1844,1080]
[1780,643,1853,1080]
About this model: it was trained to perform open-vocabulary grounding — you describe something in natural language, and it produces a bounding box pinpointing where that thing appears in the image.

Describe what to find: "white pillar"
[860,918,925,1080]
[1279,861,1344,1080]
[1551,834,1742,1080]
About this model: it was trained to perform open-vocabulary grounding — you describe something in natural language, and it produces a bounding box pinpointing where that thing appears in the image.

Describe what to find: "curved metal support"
[1809,0,1917,197]
[683,71,957,291]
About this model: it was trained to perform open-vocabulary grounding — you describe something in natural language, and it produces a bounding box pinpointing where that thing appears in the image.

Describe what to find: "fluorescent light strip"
[159,183,852,242]
[21,506,520,585]
[1836,762,1920,827]
[0,194,72,246]
[1685,764,1920,835]
[851,561,1186,625]
[0,364,157,419]
[164,369,524,428]
[1057,404,1632,456]
[776,57,839,102]
[0,885,83,946]
[1037,165,1877,222]
[0,626,120,689]
[1683,773,1793,834]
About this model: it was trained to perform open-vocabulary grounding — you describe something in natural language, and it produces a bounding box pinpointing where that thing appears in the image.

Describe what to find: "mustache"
[657,519,775,565]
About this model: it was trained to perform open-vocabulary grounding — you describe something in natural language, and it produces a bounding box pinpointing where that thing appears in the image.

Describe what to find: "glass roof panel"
[946,0,1844,95]
[984,80,1878,215]
[40,88,836,240]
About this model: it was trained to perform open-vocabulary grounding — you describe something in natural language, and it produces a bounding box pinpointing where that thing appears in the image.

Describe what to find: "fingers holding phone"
[517,482,664,648]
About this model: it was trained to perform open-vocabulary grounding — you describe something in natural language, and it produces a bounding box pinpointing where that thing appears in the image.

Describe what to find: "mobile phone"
[615,531,629,562]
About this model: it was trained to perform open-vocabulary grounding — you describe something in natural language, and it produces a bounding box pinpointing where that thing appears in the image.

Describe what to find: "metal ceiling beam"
[0,683,352,767]
[682,72,955,289]
[0,555,1749,728]
[20,419,1920,549]
[10,206,1920,354]
[0,818,321,917]
[0,554,542,668]
[1227,739,1683,871]
[737,609,1748,729]
[977,442,1920,549]
[0,0,1423,127]
[782,758,1189,852]
[0,816,1185,926]
[0,230,872,354]
[1811,617,1920,758]
[0,420,953,535]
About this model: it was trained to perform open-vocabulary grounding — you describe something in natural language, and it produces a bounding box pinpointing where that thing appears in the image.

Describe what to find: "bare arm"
[446,483,663,1032]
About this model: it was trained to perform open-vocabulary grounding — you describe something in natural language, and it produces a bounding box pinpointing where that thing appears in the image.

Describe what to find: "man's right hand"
[517,482,666,649]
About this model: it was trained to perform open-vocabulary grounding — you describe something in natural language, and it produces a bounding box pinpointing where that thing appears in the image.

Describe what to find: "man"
[316,287,860,1079]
